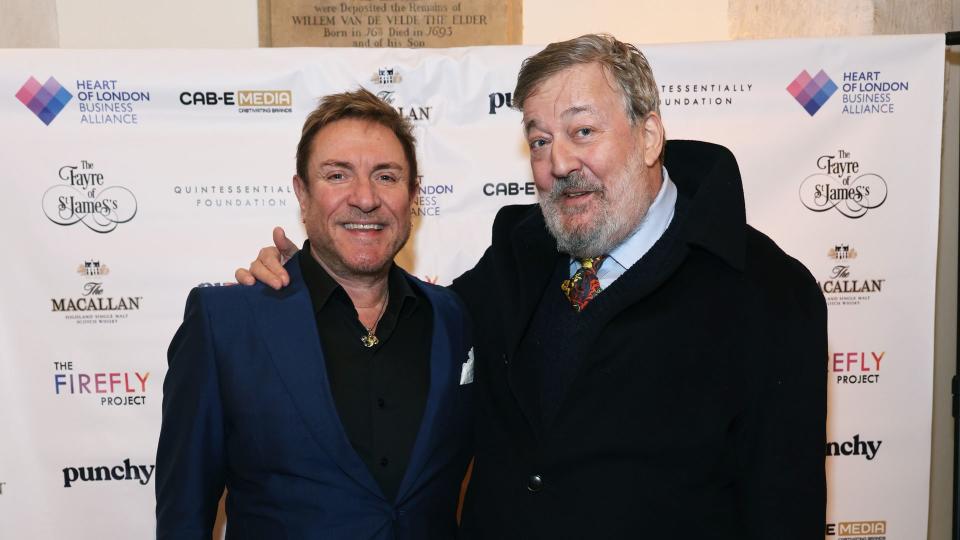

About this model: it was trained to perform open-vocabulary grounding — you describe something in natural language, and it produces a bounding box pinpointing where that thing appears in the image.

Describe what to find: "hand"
[235,226,299,289]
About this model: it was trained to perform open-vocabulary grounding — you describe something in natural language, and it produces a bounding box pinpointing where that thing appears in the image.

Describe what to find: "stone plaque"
[259,0,522,48]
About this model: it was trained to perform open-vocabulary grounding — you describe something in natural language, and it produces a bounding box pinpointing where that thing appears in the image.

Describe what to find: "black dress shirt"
[299,241,432,502]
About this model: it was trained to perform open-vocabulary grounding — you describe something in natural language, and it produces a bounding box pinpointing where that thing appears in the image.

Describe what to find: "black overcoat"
[451,140,827,539]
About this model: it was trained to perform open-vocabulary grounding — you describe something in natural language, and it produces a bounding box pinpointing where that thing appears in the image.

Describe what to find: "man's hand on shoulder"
[234,226,299,290]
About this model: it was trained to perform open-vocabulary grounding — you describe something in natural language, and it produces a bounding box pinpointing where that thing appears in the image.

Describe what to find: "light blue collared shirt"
[569,168,677,289]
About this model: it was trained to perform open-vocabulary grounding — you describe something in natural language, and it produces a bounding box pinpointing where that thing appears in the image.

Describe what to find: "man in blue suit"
[156,89,474,539]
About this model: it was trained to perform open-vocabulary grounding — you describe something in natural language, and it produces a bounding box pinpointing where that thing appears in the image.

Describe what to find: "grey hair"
[513,33,660,124]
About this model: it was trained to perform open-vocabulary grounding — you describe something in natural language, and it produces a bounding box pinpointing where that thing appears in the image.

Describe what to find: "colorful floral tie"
[560,256,606,312]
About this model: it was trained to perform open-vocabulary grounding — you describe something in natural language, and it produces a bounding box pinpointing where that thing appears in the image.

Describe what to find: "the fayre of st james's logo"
[371,67,433,122]
[50,260,142,324]
[817,244,885,307]
[42,161,137,233]
[799,150,888,218]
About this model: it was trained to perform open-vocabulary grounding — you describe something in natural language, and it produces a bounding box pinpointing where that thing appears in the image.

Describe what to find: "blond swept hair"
[295,88,418,194]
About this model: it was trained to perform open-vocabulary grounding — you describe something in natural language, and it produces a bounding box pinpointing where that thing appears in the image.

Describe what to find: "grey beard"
[539,172,622,258]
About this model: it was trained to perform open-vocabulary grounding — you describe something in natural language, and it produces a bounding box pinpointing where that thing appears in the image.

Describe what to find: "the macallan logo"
[375,91,431,121]
[372,67,402,85]
[826,434,882,460]
[827,244,857,260]
[77,260,109,277]
[370,69,432,122]
[62,459,154,487]
[820,265,883,294]
[52,260,142,324]
[799,150,887,218]
[817,244,884,307]
[42,160,137,233]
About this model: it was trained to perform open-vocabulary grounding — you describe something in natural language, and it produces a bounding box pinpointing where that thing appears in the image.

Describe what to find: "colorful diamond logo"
[787,69,837,116]
[15,76,73,125]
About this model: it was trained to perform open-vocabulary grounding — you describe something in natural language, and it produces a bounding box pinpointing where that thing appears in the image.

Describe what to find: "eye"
[529,138,548,150]
[327,172,345,181]
[377,174,398,183]
[575,127,593,137]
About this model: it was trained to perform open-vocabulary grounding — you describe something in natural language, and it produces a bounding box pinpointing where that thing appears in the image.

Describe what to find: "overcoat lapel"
[249,254,383,499]
[504,210,562,435]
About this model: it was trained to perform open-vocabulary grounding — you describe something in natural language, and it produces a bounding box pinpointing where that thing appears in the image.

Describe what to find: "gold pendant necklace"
[361,291,389,348]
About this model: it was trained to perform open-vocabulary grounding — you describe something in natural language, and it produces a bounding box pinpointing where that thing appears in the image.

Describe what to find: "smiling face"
[293,117,413,280]
[523,62,664,258]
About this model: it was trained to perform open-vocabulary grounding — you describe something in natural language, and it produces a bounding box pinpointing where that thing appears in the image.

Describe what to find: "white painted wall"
[522,0,729,44]
[54,0,259,48]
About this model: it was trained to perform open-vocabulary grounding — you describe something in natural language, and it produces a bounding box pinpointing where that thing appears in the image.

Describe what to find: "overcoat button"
[527,474,543,492]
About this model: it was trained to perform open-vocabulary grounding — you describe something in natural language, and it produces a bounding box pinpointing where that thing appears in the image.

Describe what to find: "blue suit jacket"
[156,254,474,539]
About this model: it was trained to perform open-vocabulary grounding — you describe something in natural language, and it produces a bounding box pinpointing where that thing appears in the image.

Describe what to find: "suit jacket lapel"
[394,279,458,504]
[250,254,383,499]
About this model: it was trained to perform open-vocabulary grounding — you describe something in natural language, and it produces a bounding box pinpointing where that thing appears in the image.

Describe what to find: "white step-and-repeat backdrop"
[0,34,944,539]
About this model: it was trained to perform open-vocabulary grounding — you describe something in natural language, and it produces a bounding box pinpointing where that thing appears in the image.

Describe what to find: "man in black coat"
[240,34,827,539]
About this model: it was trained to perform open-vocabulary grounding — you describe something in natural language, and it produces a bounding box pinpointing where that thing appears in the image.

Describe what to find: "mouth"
[343,223,385,231]
[558,187,601,201]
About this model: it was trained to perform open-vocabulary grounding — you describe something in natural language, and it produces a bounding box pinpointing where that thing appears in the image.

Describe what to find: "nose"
[347,177,381,213]
[549,138,579,179]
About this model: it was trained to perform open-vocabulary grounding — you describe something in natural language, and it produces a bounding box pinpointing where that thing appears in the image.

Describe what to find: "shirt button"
[380,457,390,467]
[377,397,385,409]
[527,474,543,493]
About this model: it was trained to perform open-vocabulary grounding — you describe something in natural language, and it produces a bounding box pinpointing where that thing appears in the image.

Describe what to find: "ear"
[292,174,308,221]
[639,112,665,168]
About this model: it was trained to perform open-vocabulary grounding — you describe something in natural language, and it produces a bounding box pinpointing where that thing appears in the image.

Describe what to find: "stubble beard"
[307,209,412,279]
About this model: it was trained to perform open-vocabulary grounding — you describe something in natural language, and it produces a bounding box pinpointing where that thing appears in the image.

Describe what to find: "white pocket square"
[460,347,474,385]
